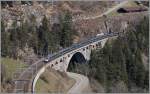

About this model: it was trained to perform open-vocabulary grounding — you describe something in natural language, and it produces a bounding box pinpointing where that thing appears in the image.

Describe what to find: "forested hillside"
[1,11,76,92]
[1,11,76,59]
[1,1,149,93]
[68,17,149,93]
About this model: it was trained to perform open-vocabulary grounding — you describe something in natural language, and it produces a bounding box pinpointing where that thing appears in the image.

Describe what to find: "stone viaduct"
[32,33,118,92]
[13,33,118,93]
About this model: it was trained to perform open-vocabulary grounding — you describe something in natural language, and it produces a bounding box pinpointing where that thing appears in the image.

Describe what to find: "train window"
[96,44,98,47]
[68,54,70,57]
[60,59,63,62]
[63,57,66,60]
[89,45,91,49]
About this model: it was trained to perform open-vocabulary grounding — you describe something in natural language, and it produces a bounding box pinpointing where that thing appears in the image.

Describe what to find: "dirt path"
[73,1,129,21]
[67,72,91,94]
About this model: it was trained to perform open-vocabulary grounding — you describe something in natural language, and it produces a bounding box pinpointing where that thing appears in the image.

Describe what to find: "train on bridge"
[43,32,116,63]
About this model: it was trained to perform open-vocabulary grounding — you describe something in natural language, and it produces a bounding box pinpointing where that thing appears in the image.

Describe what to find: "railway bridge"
[13,33,119,93]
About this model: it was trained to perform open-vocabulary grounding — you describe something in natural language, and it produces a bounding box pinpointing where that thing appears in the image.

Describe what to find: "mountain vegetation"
[68,17,149,93]
[1,1,148,93]
[1,11,75,58]
[1,11,76,92]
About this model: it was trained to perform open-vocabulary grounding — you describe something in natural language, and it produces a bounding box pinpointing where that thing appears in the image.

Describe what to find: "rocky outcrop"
[73,11,148,41]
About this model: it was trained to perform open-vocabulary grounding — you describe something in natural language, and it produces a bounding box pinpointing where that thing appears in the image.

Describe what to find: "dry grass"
[35,69,75,93]
[1,57,27,81]
[1,57,27,92]
[107,1,140,17]
[123,1,139,8]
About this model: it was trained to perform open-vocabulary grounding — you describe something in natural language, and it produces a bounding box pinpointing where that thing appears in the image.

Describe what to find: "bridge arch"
[67,52,87,71]
[31,35,112,93]
[69,52,86,64]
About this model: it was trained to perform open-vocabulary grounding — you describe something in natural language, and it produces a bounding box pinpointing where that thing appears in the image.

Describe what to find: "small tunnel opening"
[117,8,127,13]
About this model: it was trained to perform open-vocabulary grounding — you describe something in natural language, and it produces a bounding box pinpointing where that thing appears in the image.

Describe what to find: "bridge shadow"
[67,52,87,72]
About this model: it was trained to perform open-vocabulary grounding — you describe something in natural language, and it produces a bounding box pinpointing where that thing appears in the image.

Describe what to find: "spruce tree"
[60,11,74,48]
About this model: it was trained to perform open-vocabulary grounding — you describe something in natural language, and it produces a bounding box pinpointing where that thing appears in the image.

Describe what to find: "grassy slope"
[108,1,140,17]
[35,69,75,93]
[1,57,27,80]
[123,1,139,7]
